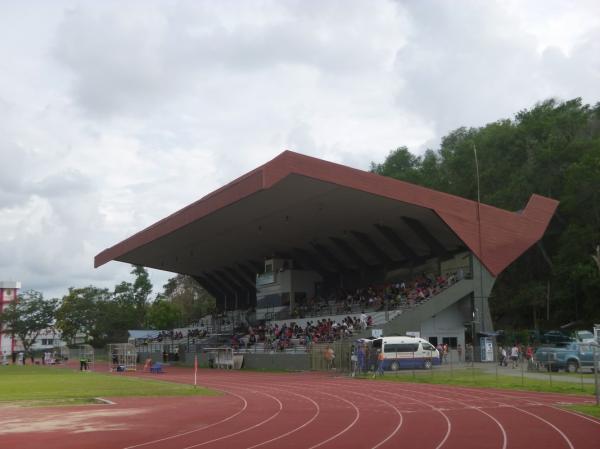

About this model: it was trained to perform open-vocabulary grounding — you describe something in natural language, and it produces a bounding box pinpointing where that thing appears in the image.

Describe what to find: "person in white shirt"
[510,344,519,368]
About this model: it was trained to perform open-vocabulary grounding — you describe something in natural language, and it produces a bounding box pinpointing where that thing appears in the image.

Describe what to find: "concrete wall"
[179,351,311,371]
[420,297,471,350]
[241,353,311,371]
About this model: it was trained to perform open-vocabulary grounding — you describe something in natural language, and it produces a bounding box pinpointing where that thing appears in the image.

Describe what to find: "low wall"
[179,351,311,371]
[242,353,311,371]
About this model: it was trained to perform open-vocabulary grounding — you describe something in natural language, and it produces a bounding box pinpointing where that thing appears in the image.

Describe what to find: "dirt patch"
[0,408,147,434]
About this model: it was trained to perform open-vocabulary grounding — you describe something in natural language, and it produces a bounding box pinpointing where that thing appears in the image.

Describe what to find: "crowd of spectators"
[142,270,465,350]
[146,328,209,343]
[232,314,375,351]
[292,271,462,319]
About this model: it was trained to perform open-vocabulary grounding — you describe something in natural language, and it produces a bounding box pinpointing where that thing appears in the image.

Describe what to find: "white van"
[371,336,441,370]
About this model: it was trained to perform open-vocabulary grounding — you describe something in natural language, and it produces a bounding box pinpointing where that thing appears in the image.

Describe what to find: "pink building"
[0,281,21,357]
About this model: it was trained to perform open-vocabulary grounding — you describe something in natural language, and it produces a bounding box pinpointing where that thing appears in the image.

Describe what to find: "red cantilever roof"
[94,150,558,277]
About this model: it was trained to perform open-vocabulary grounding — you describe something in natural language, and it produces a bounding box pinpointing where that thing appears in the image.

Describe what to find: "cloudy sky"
[1,0,599,299]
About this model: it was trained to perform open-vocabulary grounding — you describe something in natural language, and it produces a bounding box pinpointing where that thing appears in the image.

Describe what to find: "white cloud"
[0,0,598,298]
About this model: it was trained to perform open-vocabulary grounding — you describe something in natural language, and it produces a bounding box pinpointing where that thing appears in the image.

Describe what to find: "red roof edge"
[95,150,559,277]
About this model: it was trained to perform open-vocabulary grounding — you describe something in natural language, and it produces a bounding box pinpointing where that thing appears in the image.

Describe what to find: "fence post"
[521,357,524,386]
[594,345,599,406]
[495,357,498,385]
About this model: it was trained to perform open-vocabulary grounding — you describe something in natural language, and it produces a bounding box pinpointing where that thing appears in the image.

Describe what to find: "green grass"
[566,404,600,418]
[358,369,597,396]
[0,365,218,406]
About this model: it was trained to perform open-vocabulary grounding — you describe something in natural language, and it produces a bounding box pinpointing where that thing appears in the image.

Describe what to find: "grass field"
[566,404,600,418]
[0,365,217,406]
[359,369,598,396]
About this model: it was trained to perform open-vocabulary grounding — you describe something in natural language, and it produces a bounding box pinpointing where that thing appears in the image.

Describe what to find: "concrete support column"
[471,257,496,361]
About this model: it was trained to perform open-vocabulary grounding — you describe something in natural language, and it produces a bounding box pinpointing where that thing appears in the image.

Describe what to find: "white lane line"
[549,407,600,425]
[370,387,451,449]
[203,381,322,449]
[254,380,360,449]
[306,391,359,449]
[386,383,507,449]
[333,380,452,449]
[436,382,600,427]
[422,384,577,449]
[243,391,320,449]
[180,388,283,449]
[273,380,404,449]
[514,407,575,449]
[123,389,248,449]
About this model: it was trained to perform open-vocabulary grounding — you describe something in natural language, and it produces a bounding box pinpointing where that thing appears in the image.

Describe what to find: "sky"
[1,0,599,299]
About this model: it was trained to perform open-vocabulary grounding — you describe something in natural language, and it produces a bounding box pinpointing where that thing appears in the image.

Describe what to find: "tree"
[147,299,181,330]
[0,290,57,362]
[112,265,153,329]
[162,275,216,325]
[371,97,600,328]
[55,286,110,345]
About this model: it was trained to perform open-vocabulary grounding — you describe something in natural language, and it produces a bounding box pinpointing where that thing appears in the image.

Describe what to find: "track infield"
[1,366,599,449]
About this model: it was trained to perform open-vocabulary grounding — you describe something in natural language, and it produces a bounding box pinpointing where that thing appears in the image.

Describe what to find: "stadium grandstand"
[95,151,558,364]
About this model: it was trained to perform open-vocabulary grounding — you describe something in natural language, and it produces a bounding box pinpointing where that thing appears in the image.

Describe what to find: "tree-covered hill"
[371,98,600,330]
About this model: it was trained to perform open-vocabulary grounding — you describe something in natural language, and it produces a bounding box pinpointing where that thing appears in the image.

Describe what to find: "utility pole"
[473,144,485,333]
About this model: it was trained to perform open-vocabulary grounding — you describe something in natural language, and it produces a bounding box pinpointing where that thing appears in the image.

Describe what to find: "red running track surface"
[1,367,599,449]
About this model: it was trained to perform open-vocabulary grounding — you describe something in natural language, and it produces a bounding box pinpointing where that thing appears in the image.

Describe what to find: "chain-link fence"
[347,346,599,401]
[309,341,353,372]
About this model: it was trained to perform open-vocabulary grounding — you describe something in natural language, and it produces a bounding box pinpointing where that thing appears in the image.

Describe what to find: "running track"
[1,367,599,449]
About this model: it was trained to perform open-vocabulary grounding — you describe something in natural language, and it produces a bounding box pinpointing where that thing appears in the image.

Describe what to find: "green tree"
[0,290,57,362]
[147,299,181,330]
[162,274,216,325]
[112,265,153,329]
[371,97,600,329]
[55,286,110,345]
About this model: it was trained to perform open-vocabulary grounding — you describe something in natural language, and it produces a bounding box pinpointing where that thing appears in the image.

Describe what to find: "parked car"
[573,330,597,344]
[534,343,599,373]
[540,330,574,344]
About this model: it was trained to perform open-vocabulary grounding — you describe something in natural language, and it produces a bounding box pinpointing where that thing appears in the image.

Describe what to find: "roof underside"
[109,174,465,276]
[95,151,559,284]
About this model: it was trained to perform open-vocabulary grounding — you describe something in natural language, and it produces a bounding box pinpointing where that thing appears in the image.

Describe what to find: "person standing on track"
[373,349,385,378]
[324,345,335,370]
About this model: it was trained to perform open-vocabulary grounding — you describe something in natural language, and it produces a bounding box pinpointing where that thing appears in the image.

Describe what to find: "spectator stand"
[108,343,137,372]
[78,344,95,371]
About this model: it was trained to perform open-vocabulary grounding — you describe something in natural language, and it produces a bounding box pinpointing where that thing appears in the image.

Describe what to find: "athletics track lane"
[1,367,600,449]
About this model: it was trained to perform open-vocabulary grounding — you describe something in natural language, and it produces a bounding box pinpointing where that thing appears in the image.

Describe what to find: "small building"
[0,281,21,357]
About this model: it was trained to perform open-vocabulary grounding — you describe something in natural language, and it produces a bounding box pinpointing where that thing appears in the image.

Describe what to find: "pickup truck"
[534,343,599,373]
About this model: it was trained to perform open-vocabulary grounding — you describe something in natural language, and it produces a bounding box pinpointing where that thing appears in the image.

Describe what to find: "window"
[442,337,457,349]
[384,343,419,353]
[422,343,436,351]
